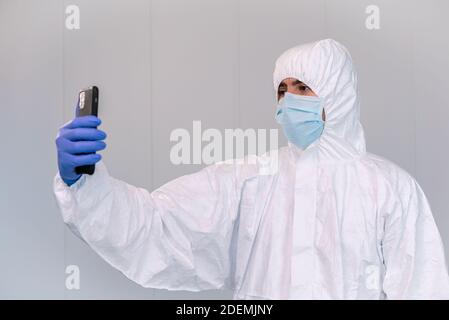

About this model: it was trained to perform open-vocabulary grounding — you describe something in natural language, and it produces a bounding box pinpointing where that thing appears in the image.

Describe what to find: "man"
[54,39,449,299]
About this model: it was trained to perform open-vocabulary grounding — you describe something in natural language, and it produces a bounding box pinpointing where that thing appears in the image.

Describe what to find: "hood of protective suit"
[273,38,366,162]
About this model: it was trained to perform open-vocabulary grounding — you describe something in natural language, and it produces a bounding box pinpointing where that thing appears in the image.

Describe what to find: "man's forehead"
[279,78,303,86]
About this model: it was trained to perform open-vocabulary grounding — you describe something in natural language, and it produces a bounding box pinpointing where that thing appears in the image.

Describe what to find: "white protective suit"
[54,38,449,299]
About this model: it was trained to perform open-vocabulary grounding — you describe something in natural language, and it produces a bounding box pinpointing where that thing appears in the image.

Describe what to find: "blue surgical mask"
[275,92,324,150]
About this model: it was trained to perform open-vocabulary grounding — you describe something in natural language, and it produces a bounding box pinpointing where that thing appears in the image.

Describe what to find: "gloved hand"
[56,116,107,186]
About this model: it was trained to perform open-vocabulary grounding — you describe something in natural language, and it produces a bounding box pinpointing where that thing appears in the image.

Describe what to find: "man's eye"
[298,85,310,91]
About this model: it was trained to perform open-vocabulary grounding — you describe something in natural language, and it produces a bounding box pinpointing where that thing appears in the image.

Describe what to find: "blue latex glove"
[56,116,107,186]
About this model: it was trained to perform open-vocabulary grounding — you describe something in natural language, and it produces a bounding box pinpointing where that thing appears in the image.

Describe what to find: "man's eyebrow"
[291,79,304,85]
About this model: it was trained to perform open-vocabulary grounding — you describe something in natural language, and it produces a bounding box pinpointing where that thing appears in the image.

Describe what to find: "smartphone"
[75,86,99,175]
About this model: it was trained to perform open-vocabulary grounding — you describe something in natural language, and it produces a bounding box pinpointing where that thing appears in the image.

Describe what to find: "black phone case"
[75,86,99,175]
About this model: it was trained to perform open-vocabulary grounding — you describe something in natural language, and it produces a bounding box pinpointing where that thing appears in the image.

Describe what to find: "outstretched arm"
[54,159,241,291]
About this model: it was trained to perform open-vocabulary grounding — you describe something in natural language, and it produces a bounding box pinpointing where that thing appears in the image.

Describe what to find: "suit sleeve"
[381,175,449,299]
[53,160,241,291]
